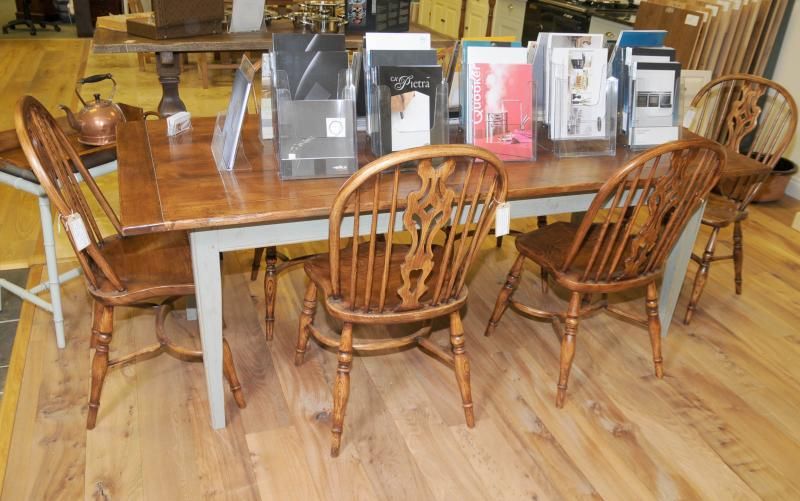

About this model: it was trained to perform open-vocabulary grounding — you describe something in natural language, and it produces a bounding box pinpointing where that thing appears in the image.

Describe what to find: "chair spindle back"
[15,95,125,291]
[562,139,727,283]
[328,145,507,313]
[688,74,797,208]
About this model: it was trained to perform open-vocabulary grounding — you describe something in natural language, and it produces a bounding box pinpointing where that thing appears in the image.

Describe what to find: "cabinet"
[419,0,461,38]
[463,0,489,37]
[491,0,525,39]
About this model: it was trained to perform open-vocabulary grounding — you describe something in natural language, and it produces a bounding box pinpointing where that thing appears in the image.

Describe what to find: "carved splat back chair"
[485,139,726,407]
[15,96,246,429]
[682,74,797,324]
[295,144,507,456]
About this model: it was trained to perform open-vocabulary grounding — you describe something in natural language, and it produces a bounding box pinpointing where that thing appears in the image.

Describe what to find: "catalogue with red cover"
[468,62,535,161]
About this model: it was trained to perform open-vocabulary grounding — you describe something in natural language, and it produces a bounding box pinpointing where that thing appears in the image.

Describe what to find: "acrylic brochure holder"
[543,76,618,158]
[269,52,359,180]
[212,56,256,171]
[464,64,537,162]
[368,73,449,157]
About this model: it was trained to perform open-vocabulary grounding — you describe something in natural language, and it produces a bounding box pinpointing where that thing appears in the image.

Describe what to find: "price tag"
[683,108,696,129]
[495,202,510,237]
[64,213,91,251]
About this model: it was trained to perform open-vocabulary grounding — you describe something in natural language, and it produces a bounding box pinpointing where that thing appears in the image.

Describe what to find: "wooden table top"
[116,117,769,236]
[92,21,454,54]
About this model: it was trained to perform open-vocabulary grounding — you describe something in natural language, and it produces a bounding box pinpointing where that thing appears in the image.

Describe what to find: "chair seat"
[701,195,748,227]
[515,221,658,291]
[305,242,465,322]
[92,231,194,303]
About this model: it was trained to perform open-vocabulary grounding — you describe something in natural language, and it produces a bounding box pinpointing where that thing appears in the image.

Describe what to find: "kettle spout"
[58,104,80,131]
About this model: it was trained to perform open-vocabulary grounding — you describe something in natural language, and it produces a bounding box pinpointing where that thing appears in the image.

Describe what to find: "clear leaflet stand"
[538,73,618,158]
[368,75,449,157]
[212,55,256,171]
[268,51,359,179]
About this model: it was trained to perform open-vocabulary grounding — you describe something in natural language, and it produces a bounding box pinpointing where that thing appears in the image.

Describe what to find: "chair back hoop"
[689,73,798,208]
[15,95,125,291]
[562,139,727,284]
[328,144,508,314]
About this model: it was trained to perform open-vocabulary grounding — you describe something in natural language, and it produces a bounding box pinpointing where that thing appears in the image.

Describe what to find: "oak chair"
[484,139,726,407]
[294,144,508,456]
[683,74,797,324]
[15,96,246,429]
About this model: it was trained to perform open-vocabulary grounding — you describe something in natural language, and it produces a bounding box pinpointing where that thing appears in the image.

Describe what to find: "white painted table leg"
[659,202,706,336]
[189,230,226,429]
[38,196,65,348]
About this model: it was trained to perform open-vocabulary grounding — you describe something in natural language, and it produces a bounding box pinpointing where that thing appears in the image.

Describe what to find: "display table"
[115,116,768,429]
[92,21,454,116]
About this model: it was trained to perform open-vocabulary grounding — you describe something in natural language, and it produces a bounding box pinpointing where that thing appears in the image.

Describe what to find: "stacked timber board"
[634,0,788,76]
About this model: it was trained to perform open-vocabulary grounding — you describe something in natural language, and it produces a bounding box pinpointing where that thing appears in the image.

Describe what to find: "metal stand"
[0,161,117,349]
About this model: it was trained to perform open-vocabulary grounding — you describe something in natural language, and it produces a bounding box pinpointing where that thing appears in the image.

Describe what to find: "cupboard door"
[491,0,525,38]
[431,0,460,38]
[418,0,433,28]
[464,0,489,37]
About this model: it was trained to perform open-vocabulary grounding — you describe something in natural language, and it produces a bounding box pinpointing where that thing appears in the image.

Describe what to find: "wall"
[771,2,800,199]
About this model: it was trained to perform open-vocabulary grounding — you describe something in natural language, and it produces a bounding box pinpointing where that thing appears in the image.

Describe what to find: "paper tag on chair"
[495,202,510,237]
[682,108,696,129]
[65,213,90,251]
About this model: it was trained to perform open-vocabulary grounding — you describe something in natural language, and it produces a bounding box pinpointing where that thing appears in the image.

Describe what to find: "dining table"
[92,21,454,117]
[115,116,769,429]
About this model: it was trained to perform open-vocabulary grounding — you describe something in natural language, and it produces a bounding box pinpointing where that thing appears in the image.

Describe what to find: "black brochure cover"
[377,65,442,152]
[274,50,349,100]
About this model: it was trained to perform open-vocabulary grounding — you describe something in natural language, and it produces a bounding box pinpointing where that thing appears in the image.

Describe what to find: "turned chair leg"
[264,246,278,341]
[645,282,664,378]
[222,338,247,409]
[556,292,582,408]
[733,221,743,295]
[251,247,265,281]
[87,305,114,429]
[450,311,475,427]
[90,300,104,349]
[684,226,720,325]
[295,281,318,366]
[331,322,354,457]
[485,254,526,337]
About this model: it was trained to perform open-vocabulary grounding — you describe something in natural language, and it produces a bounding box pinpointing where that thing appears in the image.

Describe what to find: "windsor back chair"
[15,95,246,429]
[683,74,797,324]
[484,139,727,407]
[294,144,508,456]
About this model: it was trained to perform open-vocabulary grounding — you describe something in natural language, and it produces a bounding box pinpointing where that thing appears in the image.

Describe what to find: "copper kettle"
[59,74,126,146]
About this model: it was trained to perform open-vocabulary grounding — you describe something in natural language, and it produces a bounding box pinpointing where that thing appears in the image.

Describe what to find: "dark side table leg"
[155,51,187,117]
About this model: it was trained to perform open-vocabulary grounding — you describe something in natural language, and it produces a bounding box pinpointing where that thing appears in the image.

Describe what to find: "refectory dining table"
[115,116,768,429]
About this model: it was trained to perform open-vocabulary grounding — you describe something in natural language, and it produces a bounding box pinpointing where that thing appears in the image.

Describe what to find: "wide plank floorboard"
[2,198,799,499]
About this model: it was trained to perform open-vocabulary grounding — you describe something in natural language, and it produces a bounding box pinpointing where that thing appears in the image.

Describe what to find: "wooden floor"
[2,197,800,499]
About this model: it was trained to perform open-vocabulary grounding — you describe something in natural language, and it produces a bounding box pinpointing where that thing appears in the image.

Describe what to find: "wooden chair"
[682,74,797,324]
[484,139,726,407]
[294,144,508,456]
[15,96,246,429]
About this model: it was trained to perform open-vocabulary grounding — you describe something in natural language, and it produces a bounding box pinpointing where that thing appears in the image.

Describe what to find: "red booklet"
[468,63,534,161]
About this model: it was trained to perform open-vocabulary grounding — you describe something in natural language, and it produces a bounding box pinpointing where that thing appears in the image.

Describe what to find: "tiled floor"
[0,269,28,401]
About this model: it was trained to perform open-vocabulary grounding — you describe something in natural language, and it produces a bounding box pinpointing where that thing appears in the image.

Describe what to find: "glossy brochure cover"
[468,62,534,161]
[377,65,442,152]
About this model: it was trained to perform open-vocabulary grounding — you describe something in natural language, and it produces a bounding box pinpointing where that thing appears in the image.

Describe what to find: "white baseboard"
[787,175,800,200]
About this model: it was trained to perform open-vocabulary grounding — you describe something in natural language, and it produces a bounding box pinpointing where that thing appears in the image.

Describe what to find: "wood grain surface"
[2,197,800,498]
[115,117,769,236]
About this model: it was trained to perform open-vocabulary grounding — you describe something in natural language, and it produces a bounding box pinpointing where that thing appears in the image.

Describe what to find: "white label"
[326,117,346,138]
[682,108,696,128]
[65,213,91,251]
[287,153,296,160]
[685,14,700,26]
[495,202,510,237]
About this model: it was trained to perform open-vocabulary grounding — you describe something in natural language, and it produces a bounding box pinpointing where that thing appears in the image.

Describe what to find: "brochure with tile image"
[377,65,442,152]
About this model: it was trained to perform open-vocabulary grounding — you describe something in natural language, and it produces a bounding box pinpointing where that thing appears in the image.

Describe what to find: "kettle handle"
[75,73,116,106]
